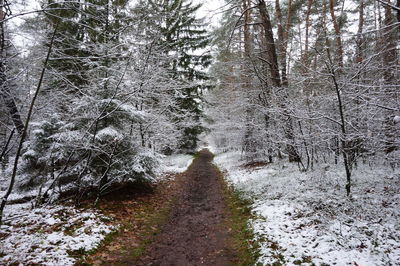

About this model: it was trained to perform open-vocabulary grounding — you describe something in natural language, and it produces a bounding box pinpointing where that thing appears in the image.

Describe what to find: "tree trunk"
[257,0,281,87]
[304,0,313,64]
[0,128,14,163]
[382,1,398,153]
[242,0,256,158]
[275,0,286,85]
[397,0,400,23]
[275,0,292,86]
[382,0,398,84]
[0,85,24,135]
[329,0,344,67]
[356,0,364,64]
[0,1,24,135]
[258,0,299,162]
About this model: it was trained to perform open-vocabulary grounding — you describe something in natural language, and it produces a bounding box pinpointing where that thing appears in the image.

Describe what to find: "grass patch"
[215,164,289,266]
[215,164,262,266]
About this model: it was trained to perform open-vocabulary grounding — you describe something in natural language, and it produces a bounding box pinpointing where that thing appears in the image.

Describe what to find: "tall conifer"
[146,0,212,152]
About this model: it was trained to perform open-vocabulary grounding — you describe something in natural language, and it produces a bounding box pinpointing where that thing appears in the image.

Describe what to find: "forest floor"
[0,154,193,265]
[214,150,400,265]
[84,149,257,265]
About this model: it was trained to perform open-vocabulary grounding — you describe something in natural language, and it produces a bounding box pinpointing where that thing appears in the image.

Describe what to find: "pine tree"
[16,0,161,202]
[44,0,130,94]
[146,0,213,152]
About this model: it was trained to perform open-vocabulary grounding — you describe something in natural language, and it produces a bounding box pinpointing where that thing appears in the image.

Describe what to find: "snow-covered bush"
[14,116,67,191]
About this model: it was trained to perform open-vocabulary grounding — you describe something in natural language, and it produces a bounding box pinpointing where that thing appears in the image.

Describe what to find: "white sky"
[195,0,225,26]
[10,0,225,27]
[8,0,226,53]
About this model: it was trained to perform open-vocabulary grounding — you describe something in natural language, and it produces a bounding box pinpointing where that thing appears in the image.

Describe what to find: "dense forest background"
[208,0,399,194]
[0,0,214,221]
[1,0,399,223]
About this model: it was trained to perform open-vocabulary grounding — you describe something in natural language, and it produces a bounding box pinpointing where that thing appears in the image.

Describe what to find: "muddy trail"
[136,149,235,265]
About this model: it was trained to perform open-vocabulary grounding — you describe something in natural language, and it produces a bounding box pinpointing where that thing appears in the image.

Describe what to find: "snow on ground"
[214,150,400,265]
[0,151,192,265]
[0,152,193,265]
[0,203,116,265]
[160,154,194,174]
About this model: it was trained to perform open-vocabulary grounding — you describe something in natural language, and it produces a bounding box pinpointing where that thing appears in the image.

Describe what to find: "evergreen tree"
[44,0,130,95]
[15,0,160,202]
[146,0,213,152]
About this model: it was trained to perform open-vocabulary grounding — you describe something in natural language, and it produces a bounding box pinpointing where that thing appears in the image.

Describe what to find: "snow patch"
[160,154,194,174]
[215,150,400,265]
[96,126,123,141]
[0,203,116,265]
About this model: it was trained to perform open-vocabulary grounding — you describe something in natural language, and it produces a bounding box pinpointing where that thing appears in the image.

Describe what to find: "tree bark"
[0,128,14,163]
[397,0,400,22]
[257,0,281,87]
[0,85,24,135]
[0,1,24,135]
[356,0,364,64]
[329,0,344,67]
[275,0,286,85]
[382,0,398,84]
[304,0,313,65]
[275,0,292,86]
[381,1,399,154]
[242,0,256,158]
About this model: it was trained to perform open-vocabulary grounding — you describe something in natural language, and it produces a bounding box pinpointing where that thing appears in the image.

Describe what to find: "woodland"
[0,0,399,265]
[1,0,213,220]
[210,0,399,188]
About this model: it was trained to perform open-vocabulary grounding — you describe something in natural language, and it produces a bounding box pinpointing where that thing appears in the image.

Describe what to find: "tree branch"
[376,0,400,11]
[0,24,59,224]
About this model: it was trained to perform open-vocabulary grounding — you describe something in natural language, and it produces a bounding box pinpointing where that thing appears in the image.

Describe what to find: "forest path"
[136,149,235,265]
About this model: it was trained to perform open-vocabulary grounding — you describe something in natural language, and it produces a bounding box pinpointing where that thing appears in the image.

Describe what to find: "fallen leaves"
[82,173,184,265]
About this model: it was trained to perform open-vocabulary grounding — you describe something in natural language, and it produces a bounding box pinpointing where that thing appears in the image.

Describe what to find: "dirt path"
[137,149,235,265]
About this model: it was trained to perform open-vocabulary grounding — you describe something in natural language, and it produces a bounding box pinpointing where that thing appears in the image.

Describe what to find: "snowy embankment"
[0,153,192,265]
[215,151,400,265]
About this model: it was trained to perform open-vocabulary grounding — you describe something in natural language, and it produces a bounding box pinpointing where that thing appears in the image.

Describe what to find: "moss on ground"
[126,199,173,261]
[214,164,262,266]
